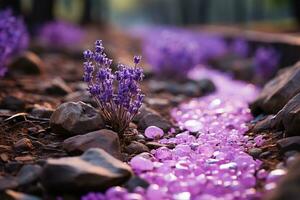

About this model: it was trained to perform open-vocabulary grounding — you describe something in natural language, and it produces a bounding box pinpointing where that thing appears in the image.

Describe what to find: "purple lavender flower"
[0,9,29,77]
[142,28,226,79]
[231,38,249,58]
[38,20,84,49]
[83,40,144,134]
[254,47,280,78]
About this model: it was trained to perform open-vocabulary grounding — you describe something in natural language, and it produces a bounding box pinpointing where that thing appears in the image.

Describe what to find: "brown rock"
[273,93,300,136]
[277,136,300,153]
[9,51,44,75]
[50,101,105,135]
[14,138,33,151]
[251,115,277,133]
[125,141,149,154]
[250,62,300,115]
[138,113,171,132]
[44,77,72,96]
[63,129,122,159]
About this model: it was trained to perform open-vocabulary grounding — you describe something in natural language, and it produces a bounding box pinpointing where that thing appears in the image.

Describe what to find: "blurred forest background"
[0,0,299,30]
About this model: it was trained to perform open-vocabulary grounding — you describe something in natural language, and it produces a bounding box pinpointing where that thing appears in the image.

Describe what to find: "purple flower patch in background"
[38,20,85,49]
[0,9,29,77]
[254,47,280,78]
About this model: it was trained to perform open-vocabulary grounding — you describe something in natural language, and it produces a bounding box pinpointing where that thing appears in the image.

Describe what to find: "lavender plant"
[38,21,84,49]
[254,47,280,78]
[83,40,144,134]
[230,38,249,58]
[0,9,29,77]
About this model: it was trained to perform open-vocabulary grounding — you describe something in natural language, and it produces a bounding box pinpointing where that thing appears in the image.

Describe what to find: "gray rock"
[41,148,132,192]
[138,113,171,132]
[277,136,300,153]
[44,77,72,96]
[17,164,42,186]
[63,129,122,159]
[50,101,105,135]
[250,62,300,115]
[125,141,149,154]
[133,106,171,131]
[4,190,41,200]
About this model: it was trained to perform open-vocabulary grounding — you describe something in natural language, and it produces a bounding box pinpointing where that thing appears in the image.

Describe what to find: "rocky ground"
[0,27,300,200]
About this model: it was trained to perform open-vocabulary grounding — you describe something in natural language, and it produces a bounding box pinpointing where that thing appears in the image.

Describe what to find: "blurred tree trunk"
[291,0,300,25]
[81,0,91,24]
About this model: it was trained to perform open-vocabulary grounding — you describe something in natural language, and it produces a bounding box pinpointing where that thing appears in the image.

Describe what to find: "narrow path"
[133,67,262,200]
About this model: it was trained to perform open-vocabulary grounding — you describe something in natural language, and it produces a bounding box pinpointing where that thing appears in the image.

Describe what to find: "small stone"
[124,176,149,192]
[196,78,216,95]
[144,126,164,139]
[9,51,44,75]
[30,105,54,118]
[14,155,34,162]
[50,101,105,135]
[145,142,167,149]
[44,77,72,95]
[130,155,154,171]
[0,96,25,111]
[41,148,132,192]
[277,136,300,153]
[125,141,149,154]
[63,129,122,159]
[1,153,9,162]
[14,138,33,151]
[4,189,41,200]
[249,148,262,158]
